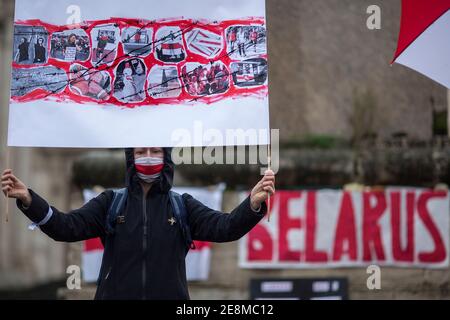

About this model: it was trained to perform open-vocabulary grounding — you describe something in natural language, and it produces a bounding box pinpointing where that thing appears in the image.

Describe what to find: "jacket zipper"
[100,266,112,299]
[105,267,112,280]
[142,195,147,300]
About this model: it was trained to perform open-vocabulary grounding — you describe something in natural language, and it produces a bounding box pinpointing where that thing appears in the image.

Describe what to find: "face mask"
[135,157,164,184]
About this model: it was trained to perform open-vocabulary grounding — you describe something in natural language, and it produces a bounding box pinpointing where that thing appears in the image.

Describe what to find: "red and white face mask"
[135,157,164,184]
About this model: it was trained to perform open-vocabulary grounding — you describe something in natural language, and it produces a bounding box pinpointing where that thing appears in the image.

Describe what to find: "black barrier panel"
[250,278,349,300]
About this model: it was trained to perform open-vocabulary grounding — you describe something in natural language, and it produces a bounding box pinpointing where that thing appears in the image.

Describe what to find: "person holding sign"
[2,148,275,300]
[63,34,81,61]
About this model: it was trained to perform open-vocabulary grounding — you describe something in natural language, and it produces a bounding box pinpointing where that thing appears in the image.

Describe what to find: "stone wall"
[267,0,447,141]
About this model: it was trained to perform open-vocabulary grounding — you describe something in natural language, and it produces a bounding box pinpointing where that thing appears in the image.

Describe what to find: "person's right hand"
[1,169,32,207]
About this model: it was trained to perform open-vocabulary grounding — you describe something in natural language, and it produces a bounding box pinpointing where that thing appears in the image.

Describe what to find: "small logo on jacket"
[168,217,177,226]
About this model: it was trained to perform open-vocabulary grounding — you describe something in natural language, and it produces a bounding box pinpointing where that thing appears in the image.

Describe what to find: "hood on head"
[125,148,174,193]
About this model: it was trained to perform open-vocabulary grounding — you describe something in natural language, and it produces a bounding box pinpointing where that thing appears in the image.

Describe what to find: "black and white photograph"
[50,29,90,62]
[154,26,186,63]
[147,66,181,99]
[113,58,147,103]
[11,66,68,96]
[185,28,222,59]
[13,25,48,64]
[181,62,230,96]
[121,26,153,57]
[226,25,266,59]
[91,24,120,65]
[69,64,111,100]
[230,58,268,87]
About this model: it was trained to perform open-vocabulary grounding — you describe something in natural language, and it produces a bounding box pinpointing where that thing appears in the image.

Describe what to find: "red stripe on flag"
[84,238,104,252]
[161,43,183,49]
[190,43,210,56]
[135,164,164,175]
[197,39,221,46]
[393,0,450,62]
[193,241,211,250]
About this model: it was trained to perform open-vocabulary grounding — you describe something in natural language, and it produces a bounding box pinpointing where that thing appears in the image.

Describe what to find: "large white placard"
[9,0,269,148]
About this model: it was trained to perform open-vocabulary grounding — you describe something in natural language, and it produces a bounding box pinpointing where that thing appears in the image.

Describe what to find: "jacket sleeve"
[16,189,112,242]
[184,194,266,243]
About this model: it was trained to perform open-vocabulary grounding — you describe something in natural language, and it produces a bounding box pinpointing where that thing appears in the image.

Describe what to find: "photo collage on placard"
[11,19,268,104]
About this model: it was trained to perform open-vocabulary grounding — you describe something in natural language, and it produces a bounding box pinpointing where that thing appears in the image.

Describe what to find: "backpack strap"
[169,191,195,253]
[106,188,128,234]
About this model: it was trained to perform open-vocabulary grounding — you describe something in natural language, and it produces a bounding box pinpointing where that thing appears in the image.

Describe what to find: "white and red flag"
[393,0,450,88]
[161,43,184,56]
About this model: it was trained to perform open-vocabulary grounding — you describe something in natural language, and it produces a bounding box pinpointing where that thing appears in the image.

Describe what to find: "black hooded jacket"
[17,148,266,300]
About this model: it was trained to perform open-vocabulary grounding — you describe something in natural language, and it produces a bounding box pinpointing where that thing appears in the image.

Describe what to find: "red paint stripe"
[198,31,209,37]
[393,0,450,63]
[161,43,183,49]
[191,43,210,56]
[197,39,221,46]
[186,32,196,43]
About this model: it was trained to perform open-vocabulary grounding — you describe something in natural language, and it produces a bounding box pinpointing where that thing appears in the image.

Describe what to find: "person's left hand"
[250,170,276,211]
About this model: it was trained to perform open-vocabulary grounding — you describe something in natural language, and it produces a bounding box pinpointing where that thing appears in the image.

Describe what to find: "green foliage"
[282,135,348,149]
[433,111,448,136]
